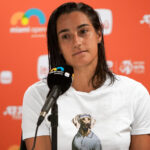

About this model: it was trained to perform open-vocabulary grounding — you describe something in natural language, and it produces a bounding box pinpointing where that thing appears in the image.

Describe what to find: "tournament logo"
[50,66,71,77]
[10,8,46,26]
[140,14,150,27]
[9,8,46,38]
[51,67,64,72]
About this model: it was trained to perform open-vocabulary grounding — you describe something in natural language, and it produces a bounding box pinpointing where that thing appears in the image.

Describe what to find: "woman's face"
[57,11,101,69]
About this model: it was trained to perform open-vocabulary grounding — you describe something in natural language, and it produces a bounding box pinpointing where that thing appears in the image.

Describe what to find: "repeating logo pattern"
[107,60,145,75]
[36,55,146,80]
[1,3,149,150]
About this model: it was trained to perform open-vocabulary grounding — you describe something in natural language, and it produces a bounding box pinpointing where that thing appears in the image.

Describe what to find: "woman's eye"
[61,34,70,40]
[80,29,88,34]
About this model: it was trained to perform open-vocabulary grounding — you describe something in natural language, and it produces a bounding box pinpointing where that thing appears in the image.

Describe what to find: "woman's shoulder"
[24,78,49,98]
[115,74,142,86]
[113,74,149,95]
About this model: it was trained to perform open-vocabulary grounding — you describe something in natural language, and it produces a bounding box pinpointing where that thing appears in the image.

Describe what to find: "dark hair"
[47,2,115,88]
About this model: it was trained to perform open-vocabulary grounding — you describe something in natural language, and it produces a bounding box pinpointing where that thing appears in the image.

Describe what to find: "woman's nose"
[73,34,82,49]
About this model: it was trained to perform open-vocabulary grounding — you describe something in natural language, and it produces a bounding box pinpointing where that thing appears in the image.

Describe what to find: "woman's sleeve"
[131,83,150,135]
[21,84,51,140]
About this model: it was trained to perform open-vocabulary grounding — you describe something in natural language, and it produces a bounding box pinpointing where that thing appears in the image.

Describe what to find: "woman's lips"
[72,50,88,56]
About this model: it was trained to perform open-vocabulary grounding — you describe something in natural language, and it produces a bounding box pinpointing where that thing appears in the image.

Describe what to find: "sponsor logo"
[9,8,46,38]
[119,60,145,74]
[119,60,133,74]
[140,14,150,27]
[3,106,22,120]
[95,9,113,35]
[37,55,49,80]
[132,61,145,74]
[0,71,12,84]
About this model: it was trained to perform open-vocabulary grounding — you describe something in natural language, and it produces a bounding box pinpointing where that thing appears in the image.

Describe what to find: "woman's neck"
[72,66,96,93]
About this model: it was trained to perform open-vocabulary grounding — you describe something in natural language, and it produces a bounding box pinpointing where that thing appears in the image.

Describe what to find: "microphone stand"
[48,101,58,150]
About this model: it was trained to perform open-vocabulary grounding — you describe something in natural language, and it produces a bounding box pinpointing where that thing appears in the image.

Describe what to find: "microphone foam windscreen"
[47,65,74,94]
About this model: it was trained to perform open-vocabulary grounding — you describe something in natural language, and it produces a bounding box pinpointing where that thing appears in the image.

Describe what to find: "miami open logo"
[11,8,45,26]
[10,8,46,38]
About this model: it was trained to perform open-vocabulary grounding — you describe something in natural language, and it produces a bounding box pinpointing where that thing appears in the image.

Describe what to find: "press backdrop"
[0,0,150,149]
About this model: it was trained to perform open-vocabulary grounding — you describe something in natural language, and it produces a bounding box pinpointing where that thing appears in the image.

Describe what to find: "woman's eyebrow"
[77,24,90,29]
[58,29,69,35]
[58,24,90,35]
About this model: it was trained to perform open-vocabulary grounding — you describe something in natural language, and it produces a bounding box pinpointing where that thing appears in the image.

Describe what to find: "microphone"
[37,65,73,126]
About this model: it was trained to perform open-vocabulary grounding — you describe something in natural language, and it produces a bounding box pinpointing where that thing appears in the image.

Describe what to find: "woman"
[22,2,150,150]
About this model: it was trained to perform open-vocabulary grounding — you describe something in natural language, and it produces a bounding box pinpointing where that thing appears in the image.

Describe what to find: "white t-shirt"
[22,75,150,150]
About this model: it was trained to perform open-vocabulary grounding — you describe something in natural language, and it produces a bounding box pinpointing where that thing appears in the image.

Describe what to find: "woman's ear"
[97,30,102,44]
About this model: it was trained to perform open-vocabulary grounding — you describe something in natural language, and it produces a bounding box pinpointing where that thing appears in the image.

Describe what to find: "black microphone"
[37,65,73,126]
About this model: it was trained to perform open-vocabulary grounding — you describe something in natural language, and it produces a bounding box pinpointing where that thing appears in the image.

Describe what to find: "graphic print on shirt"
[72,113,102,150]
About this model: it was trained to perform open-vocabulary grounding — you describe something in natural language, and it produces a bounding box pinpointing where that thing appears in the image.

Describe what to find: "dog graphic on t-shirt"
[72,113,102,150]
